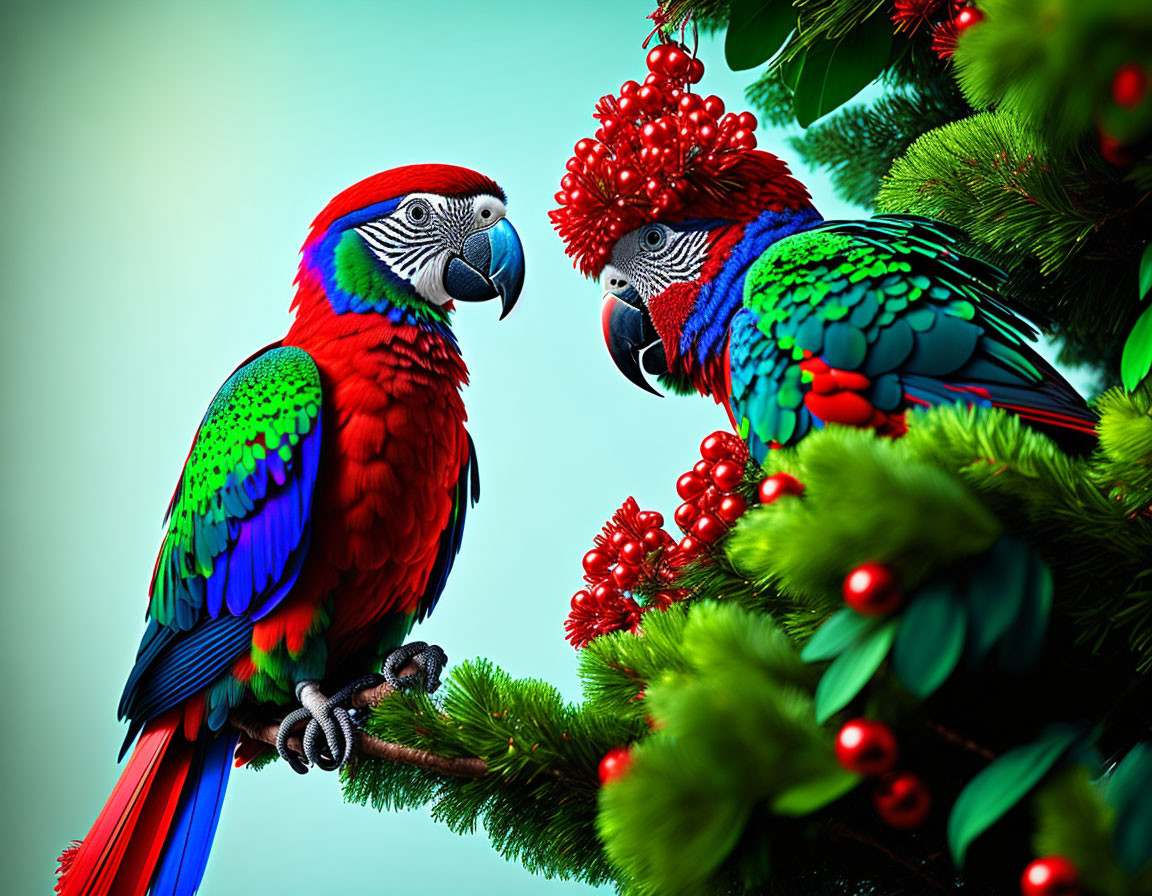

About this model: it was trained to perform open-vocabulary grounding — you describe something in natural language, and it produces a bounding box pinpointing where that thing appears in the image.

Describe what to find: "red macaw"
[57,164,524,896]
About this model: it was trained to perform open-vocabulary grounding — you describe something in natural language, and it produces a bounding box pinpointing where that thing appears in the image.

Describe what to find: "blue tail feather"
[152,731,237,896]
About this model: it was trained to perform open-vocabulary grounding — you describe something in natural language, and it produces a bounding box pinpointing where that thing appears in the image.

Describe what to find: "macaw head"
[297,164,524,326]
[550,44,814,398]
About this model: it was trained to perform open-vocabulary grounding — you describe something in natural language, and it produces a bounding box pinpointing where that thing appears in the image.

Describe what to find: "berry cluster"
[672,430,752,560]
[565,497,687,649]
[835,719,932,829]
[549,40,807,278]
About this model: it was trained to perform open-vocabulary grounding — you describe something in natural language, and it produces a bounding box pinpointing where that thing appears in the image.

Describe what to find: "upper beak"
[602,287,667,396]
[444,218,525,319]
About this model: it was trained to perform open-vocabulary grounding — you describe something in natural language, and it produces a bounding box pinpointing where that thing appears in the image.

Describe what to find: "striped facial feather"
[355,192,506,305]
[607,223,712,303]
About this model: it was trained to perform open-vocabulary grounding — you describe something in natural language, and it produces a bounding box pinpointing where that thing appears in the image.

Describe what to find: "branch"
[230,668,487,779]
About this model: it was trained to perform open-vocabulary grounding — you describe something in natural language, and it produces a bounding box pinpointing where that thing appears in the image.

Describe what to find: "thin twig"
[229,667,487,779]
[923,718,997,761]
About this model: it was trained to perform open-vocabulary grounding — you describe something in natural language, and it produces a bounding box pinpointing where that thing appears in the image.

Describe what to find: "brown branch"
[923,718,997,762]
[825,820,950,893]
[229,667,487,779]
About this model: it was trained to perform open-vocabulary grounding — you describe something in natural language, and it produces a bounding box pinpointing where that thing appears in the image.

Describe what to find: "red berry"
[612,562,640,589]
[620,79,640,96]
[639,511,664,529]
[954,6,984,31]
[646,45,667,74]
[693,459,714,479]
[663,47,689,77]
[677,535,703,558]
[592,582,618,602]
[620,541,644,565]
[700,431,735,460]
[737,111,757,130]
[1113,62,1150,109]
[1021,856,1080,896]
[703,95,725,117]
[674,501,699,532]
[643,527,667,551]
[718,493,748,523]
[676,471,707,500]
[711,460,744,492]
[638,85,664,112]
[843,562,902,616]
[598,745,633,783]
[687,57,705,84]
[835,719,899,776]
[571,590,590,610]
[692,513,725,544]
[679,93,704,112]
[759,472,805,504]
[731,128,757,149]
[574,138,593,155]
[582,550,611,576]
[873,771,931,829]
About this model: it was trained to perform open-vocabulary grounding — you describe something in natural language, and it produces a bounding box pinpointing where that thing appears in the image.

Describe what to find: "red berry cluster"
[927,3,985,60]
[565,497,687,649]
[672,430,751,560]
[549,40,810,278]
[835,718,931,828]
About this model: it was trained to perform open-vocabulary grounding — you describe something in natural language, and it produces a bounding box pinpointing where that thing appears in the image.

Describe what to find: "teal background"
[0,1,1079,893]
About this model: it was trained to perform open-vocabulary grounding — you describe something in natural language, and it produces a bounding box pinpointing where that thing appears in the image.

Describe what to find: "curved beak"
[444,218,525,319]
[602,288,667,396]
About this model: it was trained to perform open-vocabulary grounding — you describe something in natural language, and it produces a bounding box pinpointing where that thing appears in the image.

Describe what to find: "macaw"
[552,49,1096,460]
[57,164,524,896]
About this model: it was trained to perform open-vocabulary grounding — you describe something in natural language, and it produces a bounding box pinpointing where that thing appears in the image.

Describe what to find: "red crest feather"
[550,41,812,278]
[307,164,505,244]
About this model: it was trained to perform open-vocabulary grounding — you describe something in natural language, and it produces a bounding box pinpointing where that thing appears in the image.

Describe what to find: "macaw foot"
[274,674,383,775]
[382,641,449,694]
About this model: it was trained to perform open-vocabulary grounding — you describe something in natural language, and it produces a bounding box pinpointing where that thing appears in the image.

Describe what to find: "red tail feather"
[56,711,192,896]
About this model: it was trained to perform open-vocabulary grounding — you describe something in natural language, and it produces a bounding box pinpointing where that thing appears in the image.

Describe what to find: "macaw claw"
[275,674,383,775]
[382,641,448,694]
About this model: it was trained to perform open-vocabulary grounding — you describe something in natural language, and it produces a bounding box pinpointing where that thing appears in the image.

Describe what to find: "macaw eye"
[640,225,667,252]
[406,199,432,225]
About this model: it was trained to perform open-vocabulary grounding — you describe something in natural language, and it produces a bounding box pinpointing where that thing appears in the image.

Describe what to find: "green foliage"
[812,617,897,721]
[1033,765,1152,896]
[598,602,857,896]
[727,424,1001,603]
[953,0,1152,147]
[792,10,891,126]
[948,725,1082,865]
[1106,743,1152,874]
[1122,305,1152,391]
[725,0,796,71]
[878,111,1104,277]
[344,659,639,886]
[891,578,966,697]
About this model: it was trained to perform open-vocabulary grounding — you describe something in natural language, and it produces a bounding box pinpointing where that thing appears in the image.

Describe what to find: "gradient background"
[0,2,1083,893]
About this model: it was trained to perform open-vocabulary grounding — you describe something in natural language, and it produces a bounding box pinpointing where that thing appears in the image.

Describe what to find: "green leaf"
[779,47,805,90]
[997,552,1053,672]
[801,608,879,662]
[949,726,1080,865]
[892,580,967,698]
[1140,243,1152,301]
[1106,742,1152,872]
[814,618,897,723]
[792,12,891,127]
[725,0,797,72]
[771,766,860,815]
[965,536,1030,659]
[1121,303,1152,391]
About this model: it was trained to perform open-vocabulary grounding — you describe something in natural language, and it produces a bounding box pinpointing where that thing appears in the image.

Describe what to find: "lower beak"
[444,218,525,319]
[602,290,667,396]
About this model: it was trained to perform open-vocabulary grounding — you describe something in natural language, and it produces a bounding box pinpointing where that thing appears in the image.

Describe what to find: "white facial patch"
[609,223,712,302]
[354,192,504,306]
